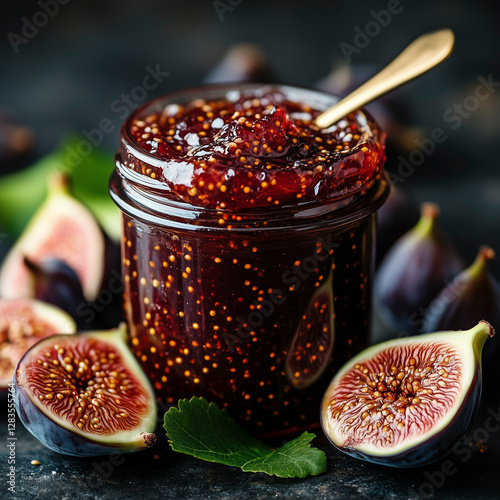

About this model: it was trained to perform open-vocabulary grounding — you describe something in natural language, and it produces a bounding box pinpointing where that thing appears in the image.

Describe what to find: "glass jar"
[110,84,389,437]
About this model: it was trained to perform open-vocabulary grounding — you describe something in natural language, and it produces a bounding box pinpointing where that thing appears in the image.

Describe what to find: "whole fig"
[376,186,420,266]
[374,202,464,333]
[423,246,500,333]
[423,246,500,390]
[23,257,87,327]
[203,43,274,84]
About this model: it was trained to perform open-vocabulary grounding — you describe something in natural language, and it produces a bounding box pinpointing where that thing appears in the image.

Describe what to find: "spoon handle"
[314,29,455,129]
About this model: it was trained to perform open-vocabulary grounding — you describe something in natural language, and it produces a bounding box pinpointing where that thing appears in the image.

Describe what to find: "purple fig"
[374,203,464,333]
[23,257,87,328]
[423,246,500,333]
[376,186,420,266]
[203,43,274,84]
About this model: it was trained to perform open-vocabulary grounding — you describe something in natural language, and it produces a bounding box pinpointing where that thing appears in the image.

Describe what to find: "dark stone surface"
[2,392,500,499]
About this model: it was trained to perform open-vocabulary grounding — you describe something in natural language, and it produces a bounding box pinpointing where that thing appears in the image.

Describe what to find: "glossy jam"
[112,85,388,436]
[126,89,384,209]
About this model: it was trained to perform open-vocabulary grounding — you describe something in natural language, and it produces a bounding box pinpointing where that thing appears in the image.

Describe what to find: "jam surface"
[127,89,385,209]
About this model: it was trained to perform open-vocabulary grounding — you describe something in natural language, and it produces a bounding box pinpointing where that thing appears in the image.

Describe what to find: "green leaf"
[164,397,327,478]
[0,137,120,242]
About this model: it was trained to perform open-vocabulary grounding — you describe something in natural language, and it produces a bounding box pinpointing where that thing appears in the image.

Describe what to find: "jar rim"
[112,83,390,233]
[121,82,380,175]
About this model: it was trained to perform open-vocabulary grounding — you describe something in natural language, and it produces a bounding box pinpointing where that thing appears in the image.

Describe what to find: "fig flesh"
[285,272,335,389]
[321,321,494,467]
[0,173,105,302]
[14,324,157,456]
[0,298,76,390]
[374,202,464,333]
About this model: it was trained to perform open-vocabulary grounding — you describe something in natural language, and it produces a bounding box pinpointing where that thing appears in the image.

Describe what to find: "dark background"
[1,0,500,273]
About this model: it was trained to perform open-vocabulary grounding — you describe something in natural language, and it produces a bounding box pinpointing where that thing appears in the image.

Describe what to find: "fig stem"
[140,432,157,448]
[23,256,40,275]
[414,202,440,238]
[47,171,71,195]
[468,246,495,279]
[471,320,495,362]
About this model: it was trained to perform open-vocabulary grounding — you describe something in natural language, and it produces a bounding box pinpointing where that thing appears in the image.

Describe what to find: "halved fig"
[0,173,105,301]
[285,273,335,389]
[321,321,494,467]
[0,298,76,390]
[14,324,157,456]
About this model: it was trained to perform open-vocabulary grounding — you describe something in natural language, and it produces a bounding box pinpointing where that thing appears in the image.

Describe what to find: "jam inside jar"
[110,84,389,437]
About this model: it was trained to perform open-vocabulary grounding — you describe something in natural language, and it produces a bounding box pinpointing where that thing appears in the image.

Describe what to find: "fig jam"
[111,84,389,436]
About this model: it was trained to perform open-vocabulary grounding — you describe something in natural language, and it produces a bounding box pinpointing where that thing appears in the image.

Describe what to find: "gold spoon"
[314,29,455,129]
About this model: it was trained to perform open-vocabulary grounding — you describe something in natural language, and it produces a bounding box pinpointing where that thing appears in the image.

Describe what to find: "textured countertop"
[2,393,500,500]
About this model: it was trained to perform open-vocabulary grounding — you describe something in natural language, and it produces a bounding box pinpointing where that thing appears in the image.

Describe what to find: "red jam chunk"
[128,90,385,209]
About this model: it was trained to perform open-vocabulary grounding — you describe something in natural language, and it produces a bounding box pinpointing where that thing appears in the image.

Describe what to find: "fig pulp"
[0,298,76,390]
[0,173,105,302]
[14,324,157,456]
[374,203,464,333]
[321,321,494,467]
[285,272,335,389]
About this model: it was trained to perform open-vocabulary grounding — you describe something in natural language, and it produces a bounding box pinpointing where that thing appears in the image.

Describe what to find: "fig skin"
[14,325,157,457]
[422,246,500,391]
[423,246,500,333]
[376,186,420,267]
[23,257,88,328]
[203,43,274,84]
[321,321,494,468]
[374,203,464,333]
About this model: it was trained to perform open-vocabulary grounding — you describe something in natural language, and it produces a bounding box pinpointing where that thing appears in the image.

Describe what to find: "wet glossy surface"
[125,88,385,209]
